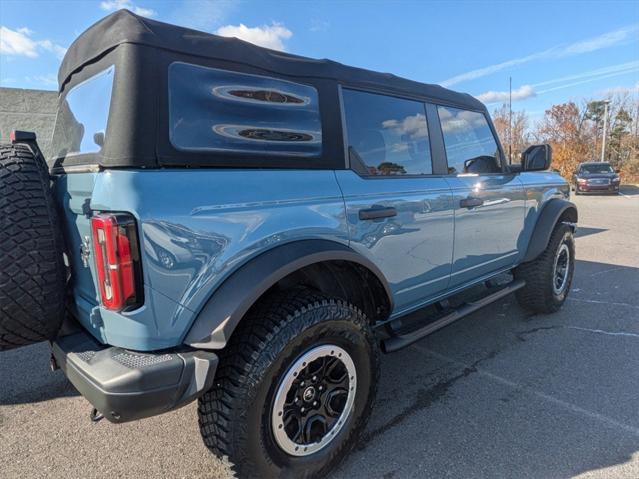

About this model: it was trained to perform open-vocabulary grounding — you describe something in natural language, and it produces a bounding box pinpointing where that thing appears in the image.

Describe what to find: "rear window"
[342,89,432,176]
[168,63,322,158]
[50,66,114,161]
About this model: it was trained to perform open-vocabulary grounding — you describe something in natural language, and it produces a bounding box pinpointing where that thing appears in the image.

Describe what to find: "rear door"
[335,88,454,316]
[436,105,526,287]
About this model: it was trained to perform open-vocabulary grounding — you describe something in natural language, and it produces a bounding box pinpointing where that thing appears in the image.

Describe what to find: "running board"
[381,279,526,353]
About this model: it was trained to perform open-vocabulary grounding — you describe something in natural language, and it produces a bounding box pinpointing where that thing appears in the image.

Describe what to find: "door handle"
[460,197,484,208]
[358,206,397,220]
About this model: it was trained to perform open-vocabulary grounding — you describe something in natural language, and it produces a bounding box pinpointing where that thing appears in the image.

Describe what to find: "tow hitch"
[90,408,104,423]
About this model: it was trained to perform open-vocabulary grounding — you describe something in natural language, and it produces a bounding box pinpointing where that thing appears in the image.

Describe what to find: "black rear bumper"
[51,331,218,423]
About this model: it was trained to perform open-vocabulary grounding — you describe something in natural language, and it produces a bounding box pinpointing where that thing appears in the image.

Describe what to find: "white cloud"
[100,0,156,18]
[382,113,428,139]
[25,73,58,87]
[172,0,237,32]
[1,26,38,57]
[310,19,330,33]
[38,39,67,59]
[599,82,639,96]
[215,23,292,51]
[476,85,536,104]
[532,61,639,88]
[440,24,639,87]
[475,62,639,104]
[0,26,67,59]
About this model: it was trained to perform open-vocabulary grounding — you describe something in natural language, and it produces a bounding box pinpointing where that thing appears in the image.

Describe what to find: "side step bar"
[381,279,526,353]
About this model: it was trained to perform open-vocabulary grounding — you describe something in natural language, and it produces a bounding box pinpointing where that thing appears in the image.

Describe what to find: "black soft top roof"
[60,9,482,110]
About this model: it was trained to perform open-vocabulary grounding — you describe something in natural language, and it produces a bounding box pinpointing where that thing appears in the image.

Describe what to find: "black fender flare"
[522,199,578,263]
[184,239,393,349]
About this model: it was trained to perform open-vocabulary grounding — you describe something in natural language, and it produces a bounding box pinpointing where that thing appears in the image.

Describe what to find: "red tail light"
[91,213,143,311]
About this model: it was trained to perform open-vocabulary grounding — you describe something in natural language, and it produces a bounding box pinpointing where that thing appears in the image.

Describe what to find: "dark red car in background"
[572,162,621,194]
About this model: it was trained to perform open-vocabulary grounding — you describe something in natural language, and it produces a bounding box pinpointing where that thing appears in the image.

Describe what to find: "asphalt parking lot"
[1,186,638,479]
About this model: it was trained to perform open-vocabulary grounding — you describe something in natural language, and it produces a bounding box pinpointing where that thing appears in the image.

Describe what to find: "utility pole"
[600,100,610,162]
[509,76,512,164]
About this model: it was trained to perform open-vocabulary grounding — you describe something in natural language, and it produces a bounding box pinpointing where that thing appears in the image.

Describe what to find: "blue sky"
[1,0,638,124]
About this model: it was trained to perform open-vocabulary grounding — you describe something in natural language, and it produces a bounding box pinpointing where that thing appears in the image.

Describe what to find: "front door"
[436,105,526,287]
[336,89,455,316]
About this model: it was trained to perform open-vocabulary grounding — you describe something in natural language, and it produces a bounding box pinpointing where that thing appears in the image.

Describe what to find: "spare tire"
[0,143,67,351]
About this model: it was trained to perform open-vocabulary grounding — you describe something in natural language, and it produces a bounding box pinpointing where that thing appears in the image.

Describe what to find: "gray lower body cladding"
[51,331,218,423]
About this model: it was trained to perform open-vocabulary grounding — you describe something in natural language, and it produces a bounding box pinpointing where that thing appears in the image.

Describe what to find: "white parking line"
[567,326,639,338]
[589,267,626,277]
[412,344,639,438]
[568,297,639,310]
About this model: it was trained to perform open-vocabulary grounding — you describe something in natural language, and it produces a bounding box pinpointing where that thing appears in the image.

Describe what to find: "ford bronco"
[0,10,577,478]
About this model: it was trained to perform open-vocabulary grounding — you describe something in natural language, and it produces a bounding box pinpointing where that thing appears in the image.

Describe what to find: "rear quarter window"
[50,66,115,161]
[168,63,322,158]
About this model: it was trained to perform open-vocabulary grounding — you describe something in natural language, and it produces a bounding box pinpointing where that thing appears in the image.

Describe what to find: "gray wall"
[0,87,58,157]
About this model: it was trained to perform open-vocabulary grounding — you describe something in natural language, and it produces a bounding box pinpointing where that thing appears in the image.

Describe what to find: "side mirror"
[615,169,621,174]
[93,131,105,148]
[521,144,552,171]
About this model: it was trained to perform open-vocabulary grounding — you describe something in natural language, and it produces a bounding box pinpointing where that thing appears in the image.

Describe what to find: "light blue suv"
[0,10,577,479]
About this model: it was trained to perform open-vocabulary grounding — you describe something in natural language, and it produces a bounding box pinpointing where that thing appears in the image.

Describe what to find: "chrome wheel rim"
[553,243,570,295]
[271,345,357,457]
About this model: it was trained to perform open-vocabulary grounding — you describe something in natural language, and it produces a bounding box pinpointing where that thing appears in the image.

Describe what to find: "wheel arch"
[184,239,393,349]
[522,199,578,263]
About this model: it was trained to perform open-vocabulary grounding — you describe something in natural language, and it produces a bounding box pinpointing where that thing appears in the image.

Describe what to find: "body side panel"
[335,170,455,316]
[516,171,571,263]
[445,173,526,287]
[56,169,349,351]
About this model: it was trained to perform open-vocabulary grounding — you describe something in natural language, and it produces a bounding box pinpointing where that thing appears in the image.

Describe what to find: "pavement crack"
[416,346,639,438]
[515,326,559,342]
[357,350,498,450]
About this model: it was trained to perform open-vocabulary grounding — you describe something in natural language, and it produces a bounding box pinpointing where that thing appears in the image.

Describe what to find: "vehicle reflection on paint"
[143,220,229,272]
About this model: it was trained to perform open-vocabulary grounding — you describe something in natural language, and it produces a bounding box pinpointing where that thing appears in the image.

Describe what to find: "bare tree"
[492,104,529,162]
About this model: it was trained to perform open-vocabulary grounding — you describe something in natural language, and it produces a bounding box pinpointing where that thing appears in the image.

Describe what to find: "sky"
[1,0,638,124]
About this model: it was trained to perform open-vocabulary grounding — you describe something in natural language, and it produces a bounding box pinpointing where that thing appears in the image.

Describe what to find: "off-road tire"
[0,143,66,350]
[198,288,379,478]
[514,223,575,314]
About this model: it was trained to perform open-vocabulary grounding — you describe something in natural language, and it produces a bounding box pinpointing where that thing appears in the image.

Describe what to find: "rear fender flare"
[184,239,392,349]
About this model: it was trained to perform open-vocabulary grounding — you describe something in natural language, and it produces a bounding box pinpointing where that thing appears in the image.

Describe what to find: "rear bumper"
[51,331,218,423]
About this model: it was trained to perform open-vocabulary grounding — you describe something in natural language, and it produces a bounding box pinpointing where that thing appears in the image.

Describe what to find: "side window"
[437,106,502,175]
[50,66,115,160]
[168,62,321,157]
[342,89,432,176]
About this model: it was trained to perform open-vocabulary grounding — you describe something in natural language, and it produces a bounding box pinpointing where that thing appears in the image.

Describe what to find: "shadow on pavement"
[0,342,78,405]
[335,258,639,479]
[575,226,607,238]
[620,185,639,196]
[1,260,638,479]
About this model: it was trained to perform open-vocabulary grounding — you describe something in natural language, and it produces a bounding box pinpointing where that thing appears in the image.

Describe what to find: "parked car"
[0,10,577,479]
[572,162,621,194]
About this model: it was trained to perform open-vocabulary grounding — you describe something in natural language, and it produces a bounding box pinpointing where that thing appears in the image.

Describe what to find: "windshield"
[49,66,115,162]
[580,164,614,174]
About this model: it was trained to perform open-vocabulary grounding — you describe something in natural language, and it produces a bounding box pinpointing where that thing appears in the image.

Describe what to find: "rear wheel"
[514,223,575,313]
[198,288,379,478]
[0,143,67,350]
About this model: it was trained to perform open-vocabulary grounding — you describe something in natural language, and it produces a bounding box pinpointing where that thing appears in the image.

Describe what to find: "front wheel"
[514,223,575,313]
[198,288,379,478]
